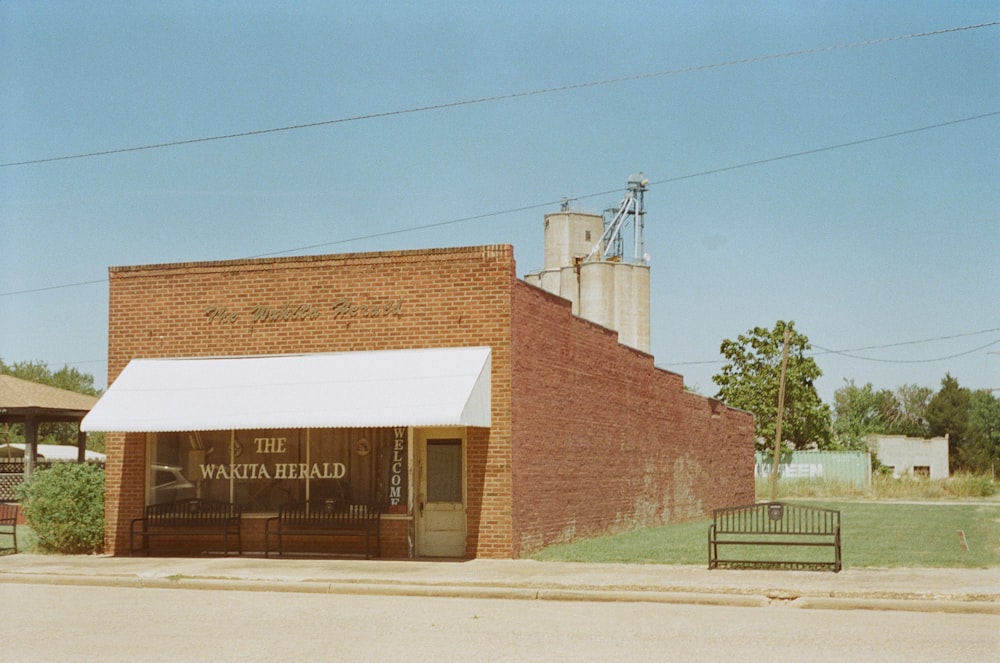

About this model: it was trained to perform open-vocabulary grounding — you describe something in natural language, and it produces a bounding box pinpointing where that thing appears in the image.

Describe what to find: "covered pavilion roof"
[0,374,99,424]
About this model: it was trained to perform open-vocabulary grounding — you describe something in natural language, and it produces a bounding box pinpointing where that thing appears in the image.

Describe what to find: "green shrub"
[15,462,105,554]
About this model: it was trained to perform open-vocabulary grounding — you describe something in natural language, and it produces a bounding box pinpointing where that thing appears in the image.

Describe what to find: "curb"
[792,596,1000,615]
[2,572,996,614]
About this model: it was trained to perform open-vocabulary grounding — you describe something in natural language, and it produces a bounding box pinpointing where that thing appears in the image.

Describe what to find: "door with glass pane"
[415,432,466,557]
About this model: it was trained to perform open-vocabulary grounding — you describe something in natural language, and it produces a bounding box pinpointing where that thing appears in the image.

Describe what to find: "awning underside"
[81,347,492,432]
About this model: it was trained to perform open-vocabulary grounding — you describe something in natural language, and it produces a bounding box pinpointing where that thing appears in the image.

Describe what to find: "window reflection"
[149,428,400,513]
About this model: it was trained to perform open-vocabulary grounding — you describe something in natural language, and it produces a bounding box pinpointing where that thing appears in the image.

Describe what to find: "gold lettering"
[331,298,403,319]
[209,299,401,324]
[205,305,239,324]
[249,303,321,323]
[195,462,345,482]
[254,437,287,454]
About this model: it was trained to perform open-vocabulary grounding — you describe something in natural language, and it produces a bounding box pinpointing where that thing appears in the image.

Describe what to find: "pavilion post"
[77,426,87,463]
[24,417,38,479]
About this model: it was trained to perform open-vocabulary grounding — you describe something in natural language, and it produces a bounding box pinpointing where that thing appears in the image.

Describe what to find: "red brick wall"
[102,243,753,560]
[509,281,754,556]
[103,245,516,556]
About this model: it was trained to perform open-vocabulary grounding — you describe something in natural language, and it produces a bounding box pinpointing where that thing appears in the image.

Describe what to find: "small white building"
[868,434,949,479]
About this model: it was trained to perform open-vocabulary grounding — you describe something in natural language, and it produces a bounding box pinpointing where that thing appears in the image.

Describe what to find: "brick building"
[83,243,754,558]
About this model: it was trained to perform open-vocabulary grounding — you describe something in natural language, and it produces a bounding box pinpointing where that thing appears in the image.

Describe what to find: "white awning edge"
[81,347,492,432]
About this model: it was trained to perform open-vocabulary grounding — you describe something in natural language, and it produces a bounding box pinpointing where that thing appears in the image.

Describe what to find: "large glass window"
[149,427,403,513]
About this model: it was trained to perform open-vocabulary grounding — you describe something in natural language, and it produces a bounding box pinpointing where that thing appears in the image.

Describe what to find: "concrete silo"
[524,175,651,353]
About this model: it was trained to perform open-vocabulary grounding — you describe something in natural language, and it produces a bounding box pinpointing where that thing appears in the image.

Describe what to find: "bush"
[15,462,105,554]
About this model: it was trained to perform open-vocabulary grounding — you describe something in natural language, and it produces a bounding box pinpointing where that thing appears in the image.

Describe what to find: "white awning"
[81,347,492,432]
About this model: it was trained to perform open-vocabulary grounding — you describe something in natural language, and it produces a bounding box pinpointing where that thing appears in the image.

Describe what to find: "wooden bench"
[265,501,380,559]
[130,499,242,556]
[0,502,17,554]
[708,501,841,572]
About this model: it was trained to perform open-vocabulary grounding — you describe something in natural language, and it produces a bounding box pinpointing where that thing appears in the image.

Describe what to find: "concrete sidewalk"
[1,554,997,614]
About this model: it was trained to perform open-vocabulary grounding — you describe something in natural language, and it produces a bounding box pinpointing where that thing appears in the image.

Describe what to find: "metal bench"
[708,501,842,572]
[265,501,380,559]
[0,502,17,554]
[130,498,242,556]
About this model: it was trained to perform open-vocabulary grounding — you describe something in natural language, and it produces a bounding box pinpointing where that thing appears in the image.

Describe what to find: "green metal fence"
[754,451,871,489]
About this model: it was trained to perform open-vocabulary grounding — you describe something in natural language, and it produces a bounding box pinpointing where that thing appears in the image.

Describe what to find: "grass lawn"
[531,500,1000,568]
[6,524,38,553]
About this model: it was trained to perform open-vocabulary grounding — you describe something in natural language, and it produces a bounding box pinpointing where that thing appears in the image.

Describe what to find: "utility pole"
[769,327,792,502]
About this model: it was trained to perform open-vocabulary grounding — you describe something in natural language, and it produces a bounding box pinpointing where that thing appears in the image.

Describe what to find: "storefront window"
[149,427,404,513]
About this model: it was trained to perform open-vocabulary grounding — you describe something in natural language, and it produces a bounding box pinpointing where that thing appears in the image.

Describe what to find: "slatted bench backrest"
[279,502,377,528]
[712,502,840,536]
[145,499,240,527]
[0,502,17,525]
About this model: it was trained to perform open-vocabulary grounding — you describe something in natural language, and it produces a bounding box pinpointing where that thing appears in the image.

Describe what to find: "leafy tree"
[926,373,971,469]
[0,358,100,397]
[713,320,831,452]
[832,381,936,450]
[831,380,900,450]
[891,383,933,438]
[923,374,1000,473]
[964,389,1000,473]
[0,358,104,452]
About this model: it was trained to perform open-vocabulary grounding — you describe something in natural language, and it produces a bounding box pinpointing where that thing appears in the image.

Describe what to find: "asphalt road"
[5,583,998,662]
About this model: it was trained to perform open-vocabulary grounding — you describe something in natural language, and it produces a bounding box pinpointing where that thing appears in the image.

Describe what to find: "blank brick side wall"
[104,245,516,557]
[509,281,754,557]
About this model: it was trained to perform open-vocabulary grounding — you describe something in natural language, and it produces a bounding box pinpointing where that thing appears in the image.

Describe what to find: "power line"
[2,21,996,168]
[662,329,1000,367]
[253,112,999,257]
[49,330,1000,375]
[2,110,996,298]
[811,327,1000,355]
[811,339,1000,364]
[646,112,1000,186]
[249,199,570,258]
[0,278,108,297]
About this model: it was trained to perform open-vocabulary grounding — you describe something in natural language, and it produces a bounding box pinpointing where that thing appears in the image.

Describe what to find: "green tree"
[926,373,971,469]
[832,381,935,449]
[891,383,933,438]
[831,380,900,450]
[1,359,100,396]
[713,320,831,452]
[964,389,1000,473]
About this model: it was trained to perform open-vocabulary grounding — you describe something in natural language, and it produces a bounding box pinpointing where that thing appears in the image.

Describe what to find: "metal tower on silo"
[524,174,652,354]
[587,172,649,265]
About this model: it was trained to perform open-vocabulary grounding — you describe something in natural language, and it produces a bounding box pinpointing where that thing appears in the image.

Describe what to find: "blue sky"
[1,1,997,403]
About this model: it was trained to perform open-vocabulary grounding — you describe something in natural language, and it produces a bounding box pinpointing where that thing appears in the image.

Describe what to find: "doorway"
[414,429,466,557]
